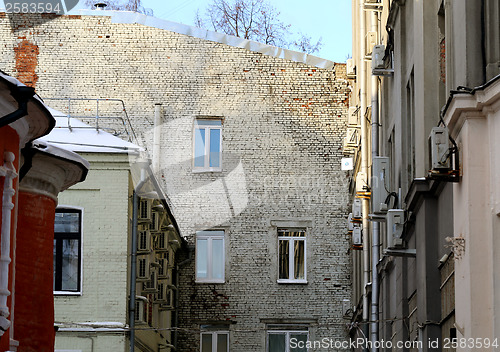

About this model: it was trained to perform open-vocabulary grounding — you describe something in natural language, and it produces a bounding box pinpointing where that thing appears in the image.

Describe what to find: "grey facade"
[349,0,500,350]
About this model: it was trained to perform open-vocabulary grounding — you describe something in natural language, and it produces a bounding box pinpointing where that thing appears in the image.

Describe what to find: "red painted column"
[14,191,56,352]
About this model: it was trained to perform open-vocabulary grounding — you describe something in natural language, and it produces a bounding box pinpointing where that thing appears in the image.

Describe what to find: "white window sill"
[277,279,308,285]
[192,168,222,173]
[196,279,225,284]
[54,291,82,296]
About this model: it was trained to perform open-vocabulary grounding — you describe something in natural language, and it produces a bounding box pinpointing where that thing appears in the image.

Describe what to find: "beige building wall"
[54,152,132,352]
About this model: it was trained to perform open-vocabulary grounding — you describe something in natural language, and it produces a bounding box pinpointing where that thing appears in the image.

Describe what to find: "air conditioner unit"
[356,172,367,194]
[346,58,355,78]
[429,127,450,171]
[365,31,377,56]
[348,107,359,126]
[352,225,362,245]
[137,257,150,281]
[157,256,169,278]
[154,281,169,304]
[138,199,152,222]
[372,45,385,71]
[159,289,174,311]
[154,232,168,252]
[137,230,151,253]
[149,211,160,232]
[372,156,390,214]
[352,199,362,220]
[134,297,148,324]
[347,213,354,232]
[346,128,360,147]
[142,271,158,293]
[386,209,404,248]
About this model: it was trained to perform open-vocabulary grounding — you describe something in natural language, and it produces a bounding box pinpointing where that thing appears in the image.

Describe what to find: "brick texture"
[0,13,352,352]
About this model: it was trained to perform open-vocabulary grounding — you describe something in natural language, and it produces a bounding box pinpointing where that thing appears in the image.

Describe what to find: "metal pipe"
[370,7,380,350]
[129,166,148,352]
[358,0,370,330]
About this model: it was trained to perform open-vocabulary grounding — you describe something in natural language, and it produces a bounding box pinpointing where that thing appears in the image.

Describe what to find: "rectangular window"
[193,119,222,171]
[267,328,308,352]
[278,229,306,283]
[196,230,225,283]
[200,327,229,352]
[54,208,82,293]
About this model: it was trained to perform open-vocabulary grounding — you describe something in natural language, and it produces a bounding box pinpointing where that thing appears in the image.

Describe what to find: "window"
[193,119,222,171]
[196,230,225,283]
[267,328,308,352]
[200,327,229,352]
[278,229,306,283]
[53,208,82,293]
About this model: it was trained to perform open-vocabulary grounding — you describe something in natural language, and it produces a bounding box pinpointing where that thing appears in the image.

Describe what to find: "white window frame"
[277,229,307,284]
[267,329,309,352]
[193,119,222,172]
[53,205,84,296]
[200,330,229,352]
[195,230,225,283]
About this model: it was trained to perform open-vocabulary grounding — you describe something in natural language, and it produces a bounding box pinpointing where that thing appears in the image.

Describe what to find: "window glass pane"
[201,333,212,352]
[268,333,286,352]
[194,128,206,167]
[196,119,222,126]
[212,239,224,280]
[61,239,79,291]
[293,240,305,280]
[209,128,221,168]
[54,212,79,233]
[290,333,308,351]
[217,333,228,352]
[279,240,289,280]
[196,239,208,278]
[278,229,305,237]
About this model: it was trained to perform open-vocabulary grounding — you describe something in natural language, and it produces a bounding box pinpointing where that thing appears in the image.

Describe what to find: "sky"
[74,0,352,63]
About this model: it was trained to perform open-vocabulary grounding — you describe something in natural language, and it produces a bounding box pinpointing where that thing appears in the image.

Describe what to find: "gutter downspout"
[359,0,371,340]
[0,86,35,129]
[0,152,17,337]
[129,165,148,352]
[153,104,162,173]
[370,8,380,351]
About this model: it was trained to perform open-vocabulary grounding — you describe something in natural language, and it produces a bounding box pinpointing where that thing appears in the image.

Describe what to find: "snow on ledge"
[75,9,336,70]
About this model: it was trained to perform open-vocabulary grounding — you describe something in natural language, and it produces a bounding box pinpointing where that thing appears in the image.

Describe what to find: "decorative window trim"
[195,230,225,283]
[53,206,84,295]
[192,118,223,172]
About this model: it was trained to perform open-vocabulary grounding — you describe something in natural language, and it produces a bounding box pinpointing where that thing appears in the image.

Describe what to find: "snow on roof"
[75,9,335,70]
[37,106,142,154]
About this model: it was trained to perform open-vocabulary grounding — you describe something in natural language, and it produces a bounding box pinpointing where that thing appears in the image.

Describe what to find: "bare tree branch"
[195,0,321,54]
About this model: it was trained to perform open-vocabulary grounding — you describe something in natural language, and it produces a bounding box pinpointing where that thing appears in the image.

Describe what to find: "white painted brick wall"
[0,13,352,351]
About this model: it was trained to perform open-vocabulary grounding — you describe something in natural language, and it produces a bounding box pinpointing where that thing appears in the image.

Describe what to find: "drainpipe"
[0,86,35,129]
[358,0,370,340]
[0,152,17,337]
[129,164,148,352]
[153,104,162,173]
[370,8,380,351]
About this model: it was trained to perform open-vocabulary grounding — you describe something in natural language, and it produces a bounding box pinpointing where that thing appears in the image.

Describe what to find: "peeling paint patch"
[14,40,39,88]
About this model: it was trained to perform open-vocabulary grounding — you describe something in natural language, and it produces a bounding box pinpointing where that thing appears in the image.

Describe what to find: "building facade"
[38,111,183,352]
[0,10,352,351]
[0,71,88,352]
[348,0,500,350]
